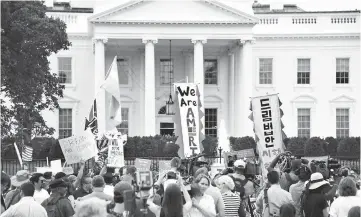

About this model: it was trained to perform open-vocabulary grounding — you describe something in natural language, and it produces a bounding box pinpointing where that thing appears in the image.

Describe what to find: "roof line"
[255,10,360,14]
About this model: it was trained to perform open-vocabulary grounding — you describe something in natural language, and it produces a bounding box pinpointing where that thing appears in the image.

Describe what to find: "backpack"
[42,196,64,217]
[229,175,249,199]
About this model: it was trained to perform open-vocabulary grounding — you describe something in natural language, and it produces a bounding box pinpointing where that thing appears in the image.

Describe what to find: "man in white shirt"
[103,173,114,197]
[256,170,294,217]
[30,173,50,204]
[1,182,47,217]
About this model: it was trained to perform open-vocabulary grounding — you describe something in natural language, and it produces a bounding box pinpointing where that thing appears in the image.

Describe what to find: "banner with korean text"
[174,83,202,157]
[250,94,285,180]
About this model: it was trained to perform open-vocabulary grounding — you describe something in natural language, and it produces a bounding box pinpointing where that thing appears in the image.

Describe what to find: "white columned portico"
[235,39,255,136]
[142,38,158,136]
[192,39,207,138]
[228,51,235,136]
[93,37,108,134]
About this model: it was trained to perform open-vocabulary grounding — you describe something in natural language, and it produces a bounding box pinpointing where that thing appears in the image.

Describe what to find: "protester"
[256,170,294,217]
[154,157,182,187]
[73,176,93,199]
[289,165,311,217]
[217,175,241,217]
[301,172,329,217]
[103,173,115,197]
[148,175,192,217]
[43,171,53,194]
[1,172,11,213]
[5,170,30,208]
[329,177,360,217]
[188,174,216,217]
[78,175,112,201]
[107,181,134,217]
[41,178,75,217]
[1,182,47,217]
[120,166,136,187]
[75,197,108,217]
[280,203,296,217]
[348,206,360,217]
[30,173,50,203]
[268,152,300,191]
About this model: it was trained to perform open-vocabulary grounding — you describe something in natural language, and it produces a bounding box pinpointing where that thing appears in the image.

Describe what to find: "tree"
[1,2,71,145]
[337,137,360,157]
[286,137,307,156]
[304,137,327,157]
[325,137,338,156]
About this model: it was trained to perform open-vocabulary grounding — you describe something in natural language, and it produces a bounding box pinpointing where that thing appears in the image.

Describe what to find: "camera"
[135,171,153,191]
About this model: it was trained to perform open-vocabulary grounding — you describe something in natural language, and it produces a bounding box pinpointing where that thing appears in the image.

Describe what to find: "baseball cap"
[49,179,67,189]
[234,159,246,168]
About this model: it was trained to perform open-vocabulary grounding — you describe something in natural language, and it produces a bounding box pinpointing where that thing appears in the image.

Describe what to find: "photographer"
[154,157,182,188]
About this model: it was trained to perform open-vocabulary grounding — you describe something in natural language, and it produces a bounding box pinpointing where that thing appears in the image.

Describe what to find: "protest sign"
[223,149,256,167]
[158,160,171,174]
[134,158,152,171]
[36,167,52,173]
[175,83,201,157]
[251,94,284,180]
[59,130,97,164]
[107,138,125,168]
[51,159,62,174]
[63,167,74,175]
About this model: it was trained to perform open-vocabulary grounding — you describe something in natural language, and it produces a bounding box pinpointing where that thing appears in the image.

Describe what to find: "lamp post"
[218,146,223,164]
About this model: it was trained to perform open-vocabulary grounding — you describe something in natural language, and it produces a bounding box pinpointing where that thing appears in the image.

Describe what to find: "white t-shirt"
[33,189,50,204]
[104,185,114,198]
[329,196,361,217]
[187,194,216,217]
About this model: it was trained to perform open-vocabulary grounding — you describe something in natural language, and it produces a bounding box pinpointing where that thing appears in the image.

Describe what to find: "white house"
[43,0,360,143]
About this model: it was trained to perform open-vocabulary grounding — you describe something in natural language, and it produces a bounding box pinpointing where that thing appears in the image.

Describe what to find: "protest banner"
[62,167,74,175]
[51,159,62,174]
[107,138,125,168]
[134,158,152,171]
[174,83,201,157]
[250,94,285,180]
[158,160,171,174]
[36,167,52,173]
[59,129,97,164]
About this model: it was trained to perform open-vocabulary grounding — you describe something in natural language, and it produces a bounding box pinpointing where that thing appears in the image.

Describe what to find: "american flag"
[22,145,33,162]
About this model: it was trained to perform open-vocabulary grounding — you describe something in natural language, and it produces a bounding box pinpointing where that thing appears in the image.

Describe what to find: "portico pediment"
[89,0,258,24]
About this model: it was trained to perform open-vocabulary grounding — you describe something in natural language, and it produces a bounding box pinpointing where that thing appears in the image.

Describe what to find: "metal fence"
[2,156,358,176]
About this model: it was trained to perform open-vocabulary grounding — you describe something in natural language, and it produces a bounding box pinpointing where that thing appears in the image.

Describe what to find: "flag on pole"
[101,56,122,131]
[85,99,98,134]
[14,143,23,167]
[22,145,33,162]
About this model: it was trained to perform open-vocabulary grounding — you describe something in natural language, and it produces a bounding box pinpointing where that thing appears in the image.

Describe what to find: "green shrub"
[286,137,307,156]
[229,136,257,151]
[337,137,360,157]
[304,137,327,157]
[201,136,218,156]
[325,137,338,156]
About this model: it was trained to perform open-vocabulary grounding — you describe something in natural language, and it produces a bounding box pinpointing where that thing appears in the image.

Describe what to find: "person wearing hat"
[1,182,47,217]
[301,172,330,217]
[268,152,300,191]
[78,175,112,202]
[5,170,30,208]
[41,178,75,217]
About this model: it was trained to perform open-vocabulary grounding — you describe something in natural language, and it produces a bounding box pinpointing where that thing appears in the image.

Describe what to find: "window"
[336,58,349,84]
[259,58,273,84]
[59,108,72,139]
[205,108,217,137]
[117,58,129,85]
[297,59,310,84]
[204,59,218,84]
[160,122,174,136]
[336,108,349,138]
[116,108,129,135]
[297,108,311,138]
[160,59,174,85]
[58,57,72,84]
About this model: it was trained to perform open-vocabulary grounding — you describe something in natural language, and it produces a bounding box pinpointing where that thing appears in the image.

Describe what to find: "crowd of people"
[0,152,360,217]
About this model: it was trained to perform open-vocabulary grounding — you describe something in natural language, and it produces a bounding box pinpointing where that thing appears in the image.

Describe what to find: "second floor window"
[117,58,129,85]
[336,58,349,84]
[204,59,218,84]
[160,59,174,85]
[58,57,72,84]
[297,59,310,84]
[160,122,175,136]
[259,58,273,84]
[59,108,72,139]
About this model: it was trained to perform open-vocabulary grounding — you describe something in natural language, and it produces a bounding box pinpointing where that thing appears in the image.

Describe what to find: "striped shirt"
[221,191,241,217]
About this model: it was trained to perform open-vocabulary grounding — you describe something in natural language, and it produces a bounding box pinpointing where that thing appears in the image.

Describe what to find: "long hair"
[161,184,183,217]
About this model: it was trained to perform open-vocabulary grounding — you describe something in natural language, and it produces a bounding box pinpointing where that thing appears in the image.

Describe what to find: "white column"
[142,38,157,136]
[138,49,145,136]
[236,39,255,136]
[93,37,108,134]
[183,51,194,82]
[228,51,235,136]
[192,39,207,138]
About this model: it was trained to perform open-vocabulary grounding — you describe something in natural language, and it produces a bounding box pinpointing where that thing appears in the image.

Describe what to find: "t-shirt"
[73,188,91,199]
[41,195,75,217]
[303,193,328,217]
[187,194,216,217]
[289,181,306,217]
[205,186,224,215]
[33,189,50,204]
[221,191,241,217]
[329,196,361,217]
